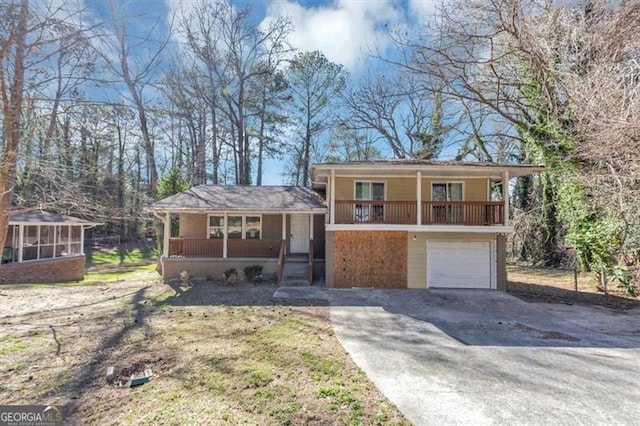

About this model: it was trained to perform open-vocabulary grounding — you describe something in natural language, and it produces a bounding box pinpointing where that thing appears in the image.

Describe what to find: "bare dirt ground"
[0,276,408,425]
[507,265,640,310]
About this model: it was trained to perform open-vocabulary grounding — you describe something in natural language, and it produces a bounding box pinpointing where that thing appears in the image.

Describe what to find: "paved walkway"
[274,287,640,425]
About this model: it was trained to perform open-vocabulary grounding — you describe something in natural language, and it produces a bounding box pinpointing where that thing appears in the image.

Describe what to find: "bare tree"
[179,0,292,184]
[98,0,172,196]
[286,51,347,186]
[342,72,457,159]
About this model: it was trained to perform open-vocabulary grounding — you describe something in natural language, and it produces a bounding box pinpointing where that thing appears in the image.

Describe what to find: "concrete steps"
[281,258,310,286]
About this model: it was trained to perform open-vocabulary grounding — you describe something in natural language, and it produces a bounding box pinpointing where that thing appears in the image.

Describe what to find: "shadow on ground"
[323,288,640,349]
[164,279,328,307]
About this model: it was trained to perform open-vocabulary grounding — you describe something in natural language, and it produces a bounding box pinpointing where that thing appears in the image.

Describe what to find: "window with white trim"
[354,181,385,222]
[431,182,463,223]
[208,215,261,239]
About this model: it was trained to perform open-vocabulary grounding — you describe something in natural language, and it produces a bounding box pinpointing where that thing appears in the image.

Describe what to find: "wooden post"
[223,212,228,258]
[330,169,336,225]
[163,212,171,258]
[18,224,23,262]
[80,226,85,255]
[503,170,510,226]
[416,171,422,225]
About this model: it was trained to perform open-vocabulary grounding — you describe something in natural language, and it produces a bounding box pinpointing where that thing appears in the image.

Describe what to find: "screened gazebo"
[3,210,100,263]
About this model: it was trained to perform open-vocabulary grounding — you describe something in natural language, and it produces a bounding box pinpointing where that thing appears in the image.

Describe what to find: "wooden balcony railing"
[168,238,281,258]
[335,200,417,224]
[422,201,504,225]
[334,200,504,226]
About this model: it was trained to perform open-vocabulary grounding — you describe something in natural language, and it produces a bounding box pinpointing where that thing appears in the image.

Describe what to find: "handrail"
[276,239,286,283]
[308,240,314,284]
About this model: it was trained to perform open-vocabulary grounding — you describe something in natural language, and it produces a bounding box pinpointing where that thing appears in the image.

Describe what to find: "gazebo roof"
[8,210,100,226]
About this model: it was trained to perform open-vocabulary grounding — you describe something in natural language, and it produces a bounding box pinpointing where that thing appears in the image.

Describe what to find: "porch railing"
[277,239,286,283]
[168,238,281,258]
[335,200,417,224]
[169,238,222,257]
[228,239,281,258]
[422,201,504,225]
[334,200,504,226]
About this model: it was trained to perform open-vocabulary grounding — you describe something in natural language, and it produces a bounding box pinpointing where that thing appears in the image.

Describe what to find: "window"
[354,181,385,222]
[208,215,262,239]
[432,182,463,223]
[245,216,261,239]
[209,216,225,238]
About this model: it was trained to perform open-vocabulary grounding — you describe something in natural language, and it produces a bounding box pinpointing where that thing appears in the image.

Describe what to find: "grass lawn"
[0,252,408,425]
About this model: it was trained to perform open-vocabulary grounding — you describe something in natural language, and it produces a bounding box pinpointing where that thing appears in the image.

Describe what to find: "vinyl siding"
[179,214,207,238]
[407,232,497,288]
[334,176,489,201]
[262,214,282,240]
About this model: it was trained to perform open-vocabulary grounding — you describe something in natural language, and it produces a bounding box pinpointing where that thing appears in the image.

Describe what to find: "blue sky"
[81,0,441,184]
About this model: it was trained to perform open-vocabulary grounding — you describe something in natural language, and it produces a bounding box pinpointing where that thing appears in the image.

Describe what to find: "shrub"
[244,265,263,282]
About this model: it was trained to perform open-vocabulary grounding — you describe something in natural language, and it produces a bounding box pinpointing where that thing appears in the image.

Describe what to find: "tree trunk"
[0,0,29,251]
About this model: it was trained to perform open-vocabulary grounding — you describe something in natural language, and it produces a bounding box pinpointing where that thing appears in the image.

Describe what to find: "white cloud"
[262,0,403,71]
[408,0,441,22]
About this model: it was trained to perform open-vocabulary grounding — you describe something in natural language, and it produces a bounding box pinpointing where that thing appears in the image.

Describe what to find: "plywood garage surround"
[333,231,407,288]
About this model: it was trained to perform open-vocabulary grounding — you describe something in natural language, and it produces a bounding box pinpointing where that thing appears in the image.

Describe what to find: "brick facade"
[0,255,86,284]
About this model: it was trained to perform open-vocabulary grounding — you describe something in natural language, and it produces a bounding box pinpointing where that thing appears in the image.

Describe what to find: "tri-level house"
[150,160,541,290]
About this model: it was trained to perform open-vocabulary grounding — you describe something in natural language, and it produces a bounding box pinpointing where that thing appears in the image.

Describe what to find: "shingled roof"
[9,210,100,225]
[150,185,327,212]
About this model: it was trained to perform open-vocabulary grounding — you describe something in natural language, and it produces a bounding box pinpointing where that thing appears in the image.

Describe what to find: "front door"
[290,214,309,253]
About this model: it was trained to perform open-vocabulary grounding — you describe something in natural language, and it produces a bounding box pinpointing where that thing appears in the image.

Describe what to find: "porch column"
[18,224,23,262]
[503,170,510,226]
[163,212,171,258]
[281,214,286,240]
[416,171,422,225]
[37,225,41,260]
[309,214,314,241]
[223,212,228,258]
[330,169,336,225]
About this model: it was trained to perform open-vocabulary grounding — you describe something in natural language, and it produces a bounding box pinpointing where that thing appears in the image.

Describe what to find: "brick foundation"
[0,255,86,284]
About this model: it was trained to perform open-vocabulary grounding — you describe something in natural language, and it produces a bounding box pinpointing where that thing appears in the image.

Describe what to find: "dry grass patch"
[507,265,640,310]
[0,279,407,425]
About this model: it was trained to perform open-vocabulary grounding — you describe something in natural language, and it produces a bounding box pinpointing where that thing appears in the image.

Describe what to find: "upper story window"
[355,181,385,201]
[354,181,385,222]
[431,182,463,223]
[432,182,463,201]
[208,215,262,239]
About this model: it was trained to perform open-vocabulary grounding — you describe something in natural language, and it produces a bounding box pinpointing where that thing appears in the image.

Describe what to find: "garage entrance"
[427,240,495,289]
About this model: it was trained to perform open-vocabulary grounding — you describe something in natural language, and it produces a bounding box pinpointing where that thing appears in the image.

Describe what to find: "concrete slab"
[328,289,640,425]
[272,286,329,301]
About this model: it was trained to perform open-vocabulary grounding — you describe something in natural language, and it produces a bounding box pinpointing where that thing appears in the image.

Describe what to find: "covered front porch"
[149,185,328,282]
[164,213,326,260]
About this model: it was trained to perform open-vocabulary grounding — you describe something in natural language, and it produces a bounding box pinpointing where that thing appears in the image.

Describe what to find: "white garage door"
[427,241,495,289]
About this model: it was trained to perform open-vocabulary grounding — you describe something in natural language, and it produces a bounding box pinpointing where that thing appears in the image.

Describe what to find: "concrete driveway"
[276,287,640,425]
